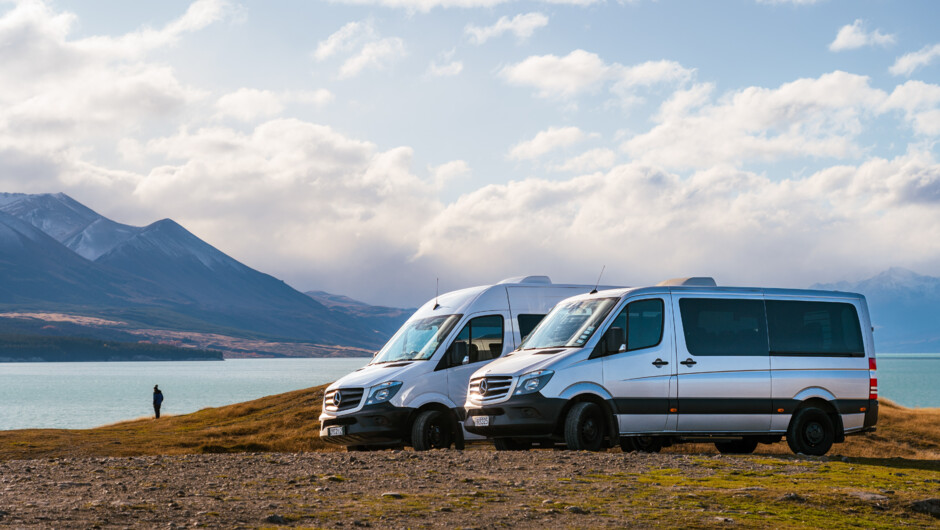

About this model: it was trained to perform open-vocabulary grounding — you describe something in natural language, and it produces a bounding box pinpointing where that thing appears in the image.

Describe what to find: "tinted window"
[517,314,546,342]
[679,298,768,356]
[766,300,864,356]
[607,299,665,353]
[443,315,505,368]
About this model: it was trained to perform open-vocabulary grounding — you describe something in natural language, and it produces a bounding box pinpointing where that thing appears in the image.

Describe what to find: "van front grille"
[324,388,364,412]
[469,376,513,404]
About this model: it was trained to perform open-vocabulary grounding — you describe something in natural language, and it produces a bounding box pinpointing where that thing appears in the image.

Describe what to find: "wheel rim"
[805,422,824,446]
[428,421,443,447]
[581,417,599,443]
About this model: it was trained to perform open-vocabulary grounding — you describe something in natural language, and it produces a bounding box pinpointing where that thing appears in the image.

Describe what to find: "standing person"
[153,385,164,419]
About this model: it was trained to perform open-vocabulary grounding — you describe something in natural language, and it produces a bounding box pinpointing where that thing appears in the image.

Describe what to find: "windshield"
[520,298,619,349]
[371,314,462,364]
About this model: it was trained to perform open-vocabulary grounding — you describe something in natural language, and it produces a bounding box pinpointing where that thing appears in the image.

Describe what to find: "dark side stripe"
[613,398,871,415]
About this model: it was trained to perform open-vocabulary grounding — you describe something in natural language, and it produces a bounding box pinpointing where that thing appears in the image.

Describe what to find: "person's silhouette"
[153,385,164,419]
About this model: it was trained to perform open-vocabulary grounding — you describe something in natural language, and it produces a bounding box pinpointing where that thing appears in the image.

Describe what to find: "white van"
[463,278,878,456]
[318,276,617,451]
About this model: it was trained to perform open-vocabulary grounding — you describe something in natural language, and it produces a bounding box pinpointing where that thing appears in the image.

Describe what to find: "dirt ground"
[1,450,938,529]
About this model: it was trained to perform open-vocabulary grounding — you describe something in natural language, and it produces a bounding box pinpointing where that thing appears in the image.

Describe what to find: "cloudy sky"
[1,0,938,306]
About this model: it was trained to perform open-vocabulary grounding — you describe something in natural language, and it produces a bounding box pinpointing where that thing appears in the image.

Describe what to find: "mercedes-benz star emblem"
[479,379,488,395]
[332,390,343,407]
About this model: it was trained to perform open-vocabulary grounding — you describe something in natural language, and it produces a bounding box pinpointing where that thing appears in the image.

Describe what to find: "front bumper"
[463,394,566,438]
[319,403,414,446]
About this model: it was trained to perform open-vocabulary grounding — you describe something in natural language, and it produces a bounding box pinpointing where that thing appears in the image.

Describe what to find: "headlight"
[514,370,554,395]
[365,381,403,405]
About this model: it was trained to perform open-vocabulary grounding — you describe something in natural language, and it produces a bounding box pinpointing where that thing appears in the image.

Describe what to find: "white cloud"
[426,49,462,77]
[509,126,589,160]
[829,19,895,52]
[339,37,406,78]
[501,51,692,104]
[215,89,284,122]
[417,150,940,291]
[213,89,334,122]
[500,50,612,99]
[465,12,549,44]
[314,21,405,78]
[313,21,372,61]
[134,119,442,288]
[622,71,889,169]
[429,160,471,186]
[890,43,940,77]
[427,59,463,77]
[0,0,215,156]
[552,148,617,172]
[883,81,940,136]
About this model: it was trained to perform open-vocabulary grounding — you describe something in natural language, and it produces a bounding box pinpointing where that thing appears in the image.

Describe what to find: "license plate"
[472,416,490,427]
[328,426,345,436]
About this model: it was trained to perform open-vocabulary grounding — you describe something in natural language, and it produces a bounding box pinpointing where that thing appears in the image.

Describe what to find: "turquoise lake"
[0,355,936,430]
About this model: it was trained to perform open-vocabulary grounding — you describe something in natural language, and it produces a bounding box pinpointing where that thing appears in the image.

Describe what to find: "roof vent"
[657,277,717,287]
[497,275,552,285]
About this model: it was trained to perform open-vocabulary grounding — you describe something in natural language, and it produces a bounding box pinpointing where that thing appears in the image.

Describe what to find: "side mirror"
[450,341,468,367]
[606,327,625,355]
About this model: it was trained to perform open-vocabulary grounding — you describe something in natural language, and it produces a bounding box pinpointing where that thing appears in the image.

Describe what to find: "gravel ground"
[0,450,935,528]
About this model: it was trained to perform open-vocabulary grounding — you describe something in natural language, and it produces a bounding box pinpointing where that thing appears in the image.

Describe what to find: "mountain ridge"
[0,193,409,355]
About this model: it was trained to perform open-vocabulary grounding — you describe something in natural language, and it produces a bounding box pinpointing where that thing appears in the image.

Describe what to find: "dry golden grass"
[0,385,341,460]
[665,398,940,459]
[1,388,937,461]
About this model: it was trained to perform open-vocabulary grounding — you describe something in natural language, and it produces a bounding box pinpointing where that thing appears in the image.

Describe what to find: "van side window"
[766,301,864,356]
[679,298,769,356]
[444,315,505,368]
[517,314,546,343]
[603,298,664,354]
[627,299,664,350]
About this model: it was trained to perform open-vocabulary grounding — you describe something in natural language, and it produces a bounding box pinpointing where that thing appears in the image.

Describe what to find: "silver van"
[463,278,878,455]
[319,276,616,451]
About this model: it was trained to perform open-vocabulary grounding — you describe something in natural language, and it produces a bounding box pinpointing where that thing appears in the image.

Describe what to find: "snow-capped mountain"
[813,267,940,353]
[0,192,402,350]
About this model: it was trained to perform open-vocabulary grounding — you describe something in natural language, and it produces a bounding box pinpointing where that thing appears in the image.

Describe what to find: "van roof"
[586,285,865,301]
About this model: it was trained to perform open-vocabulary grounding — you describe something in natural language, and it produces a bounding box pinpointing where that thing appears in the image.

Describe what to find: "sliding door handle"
[651,358,668,367]
[680,358,697,366]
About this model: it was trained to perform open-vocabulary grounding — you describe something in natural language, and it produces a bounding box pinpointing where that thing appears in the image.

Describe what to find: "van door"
[438,312,509,411]
[673,295,771,433]
[601,296,676,434]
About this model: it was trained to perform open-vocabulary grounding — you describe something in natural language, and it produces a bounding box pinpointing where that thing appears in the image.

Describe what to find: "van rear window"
[679,298,769,356]
[766,300,864,356]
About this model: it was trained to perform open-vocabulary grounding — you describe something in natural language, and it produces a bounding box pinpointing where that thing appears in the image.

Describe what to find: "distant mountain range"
[1,193,936,358]
[813,267,940,353]
[0,193,409,358]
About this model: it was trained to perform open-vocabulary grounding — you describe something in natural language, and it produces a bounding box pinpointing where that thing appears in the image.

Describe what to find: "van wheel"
[786,407,835,456]
[494,438,531,451]
[412,410,453,451]
[620,436,663,453]
[564,402,606,451]
[714,438,759,454]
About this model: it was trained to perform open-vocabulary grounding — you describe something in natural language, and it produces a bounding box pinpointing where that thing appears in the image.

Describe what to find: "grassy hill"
[0,386,937,461]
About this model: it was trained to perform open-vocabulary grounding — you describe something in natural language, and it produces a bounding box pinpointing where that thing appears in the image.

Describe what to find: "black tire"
[714,438,759,454]
[412,410,453,451]
[786,407,835,456]
[494,438,532,451]
[620,435,664,453]
[564,402,606,451]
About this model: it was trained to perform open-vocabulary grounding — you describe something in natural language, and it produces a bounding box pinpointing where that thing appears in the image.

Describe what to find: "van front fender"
[558,382,613,402]
[402,392,458,411]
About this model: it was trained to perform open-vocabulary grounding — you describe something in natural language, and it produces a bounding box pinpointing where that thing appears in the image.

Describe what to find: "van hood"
[472,348,577,378]
[325,361,426,390]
